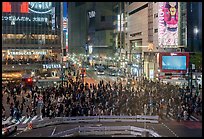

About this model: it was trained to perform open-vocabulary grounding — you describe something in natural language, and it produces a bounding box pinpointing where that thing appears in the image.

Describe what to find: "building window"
[101,16,105,22]
[130,32,142,37]
[154,13,158,18]
[129,3,148,16]
[154,28,158,33]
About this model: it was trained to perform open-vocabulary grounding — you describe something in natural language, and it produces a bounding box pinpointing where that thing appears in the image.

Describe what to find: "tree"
[190,52,202,72]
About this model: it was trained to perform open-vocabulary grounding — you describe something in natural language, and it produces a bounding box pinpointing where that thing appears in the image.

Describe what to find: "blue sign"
[52,7,55,30]
[162,56,187,70]
[63,2,68,32]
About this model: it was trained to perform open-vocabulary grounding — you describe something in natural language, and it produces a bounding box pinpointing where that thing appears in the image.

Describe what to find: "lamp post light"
[60,2,64,87]
[144,104,147,129]
[193,26,199,36]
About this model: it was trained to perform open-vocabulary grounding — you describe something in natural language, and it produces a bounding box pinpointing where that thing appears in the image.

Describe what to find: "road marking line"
[22,117,31,124]
[51,127,56,136]
[6,116,12,122]
[30,115,38,122]
[11,118,16,123]
[20,116,26,122]
[190,116,199,121]
[161,122,179,137]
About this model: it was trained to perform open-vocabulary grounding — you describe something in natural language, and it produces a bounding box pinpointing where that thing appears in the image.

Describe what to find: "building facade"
[124,2,187,79]
[69,2,115,57]
[186,2,202,52]
[2,2,62,79]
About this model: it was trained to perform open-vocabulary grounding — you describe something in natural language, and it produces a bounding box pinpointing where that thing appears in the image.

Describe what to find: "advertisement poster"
[2,2,52,14]
[162,56,186,70]
[158,2,179,47]
[63,2,68,53]
[52,7,55,30]
[2,2,53,26]
[63,2,67,32]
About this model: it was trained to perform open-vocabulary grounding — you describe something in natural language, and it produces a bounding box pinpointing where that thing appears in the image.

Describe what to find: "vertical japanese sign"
[63,2,68,53]
[158,2,179,47]
[63,2,67,32]
[52,7,55,30]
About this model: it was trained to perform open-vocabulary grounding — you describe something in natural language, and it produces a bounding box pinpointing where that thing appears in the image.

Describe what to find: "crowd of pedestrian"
[2,76,202,122]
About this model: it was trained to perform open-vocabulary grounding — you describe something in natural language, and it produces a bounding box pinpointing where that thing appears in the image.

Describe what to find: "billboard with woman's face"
[158,2,179,47]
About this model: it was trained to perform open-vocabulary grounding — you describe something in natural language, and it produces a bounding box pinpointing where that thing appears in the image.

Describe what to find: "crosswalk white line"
[189,117,194,121]
[11,118,16,123]
[5,116,12,122]
[30,115,38,122]
[16,121,20,124]
[190,116,199,121]
[22,117,31,124]
[20,116,26,122]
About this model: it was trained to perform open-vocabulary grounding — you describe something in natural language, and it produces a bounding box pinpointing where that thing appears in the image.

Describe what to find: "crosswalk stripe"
[190,116,199,121]
[11,118,16,123]
[6,116,12,122]
[20,116,26,122]
[168,112,173,117]
[16,121,20,124]
[22,117,31,124]
[189,117,194,121]
[30,115,38,122]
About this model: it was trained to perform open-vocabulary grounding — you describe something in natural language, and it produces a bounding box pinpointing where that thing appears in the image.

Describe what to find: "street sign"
[192,64,195,70]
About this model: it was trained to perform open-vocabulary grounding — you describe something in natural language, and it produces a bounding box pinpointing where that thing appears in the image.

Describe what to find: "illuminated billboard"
[2,2,55,27]
[158,52,189,73]
[158,2,179,47]
[162,56,186,70]
[2,2,52,14]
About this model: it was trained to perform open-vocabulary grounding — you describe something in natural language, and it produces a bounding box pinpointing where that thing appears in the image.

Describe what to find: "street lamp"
[60,2,64,87]
[193,26,199,35]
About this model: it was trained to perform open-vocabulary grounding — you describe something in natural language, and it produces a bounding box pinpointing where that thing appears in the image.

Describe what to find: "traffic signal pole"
[60,2,64,87]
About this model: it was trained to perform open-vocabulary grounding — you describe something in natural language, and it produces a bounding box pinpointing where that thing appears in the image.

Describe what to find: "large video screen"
[158,2,179,47]
[2,2,52,14]
[2,2,55,28]
[162,56,186,70]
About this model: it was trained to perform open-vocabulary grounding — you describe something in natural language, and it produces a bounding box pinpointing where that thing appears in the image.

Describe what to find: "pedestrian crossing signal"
[27,78,32,82]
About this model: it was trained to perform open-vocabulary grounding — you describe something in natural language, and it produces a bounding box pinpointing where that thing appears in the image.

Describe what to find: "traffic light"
[27,78,32,82]
[26,78,33,86]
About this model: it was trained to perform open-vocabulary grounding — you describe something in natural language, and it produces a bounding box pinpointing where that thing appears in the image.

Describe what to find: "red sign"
[2,2,29,13]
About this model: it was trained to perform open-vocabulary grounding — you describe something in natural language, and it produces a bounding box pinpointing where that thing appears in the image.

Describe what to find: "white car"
[2,121,17,136]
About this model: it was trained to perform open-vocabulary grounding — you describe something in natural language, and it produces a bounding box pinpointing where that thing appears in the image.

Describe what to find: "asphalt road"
[10,120,202,137]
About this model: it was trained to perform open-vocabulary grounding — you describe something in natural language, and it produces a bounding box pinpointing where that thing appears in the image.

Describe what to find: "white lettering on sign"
[43,64,61,69]
[2,15,48,23]
[8,51,47,55]
[158,2,165,47]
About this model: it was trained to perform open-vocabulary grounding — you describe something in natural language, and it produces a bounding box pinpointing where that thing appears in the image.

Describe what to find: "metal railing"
[51,125,161,137]
[33,115,159,129]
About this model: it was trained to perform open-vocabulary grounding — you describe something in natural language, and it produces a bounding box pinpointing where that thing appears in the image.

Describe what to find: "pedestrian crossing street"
[2,115,42,125]
[161,112,200,122]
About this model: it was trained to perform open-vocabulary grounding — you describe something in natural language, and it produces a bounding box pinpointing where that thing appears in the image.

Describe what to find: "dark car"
[97,68,105,75]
